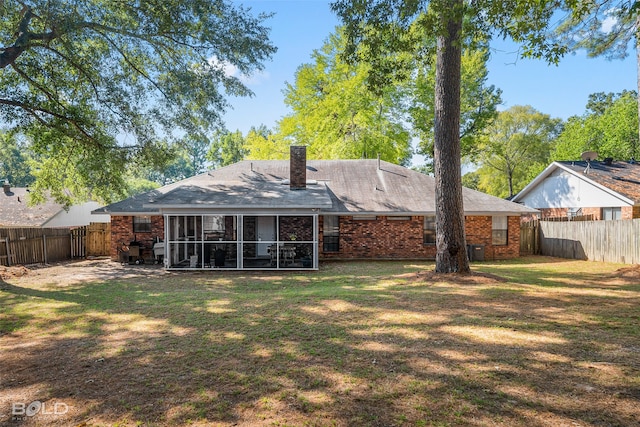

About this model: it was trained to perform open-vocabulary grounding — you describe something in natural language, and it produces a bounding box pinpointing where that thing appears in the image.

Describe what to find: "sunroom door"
[257,216,275,256]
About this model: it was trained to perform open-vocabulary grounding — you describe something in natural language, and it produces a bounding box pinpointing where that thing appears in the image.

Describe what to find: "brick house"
[512,159,640,221]
[94,147,535,270]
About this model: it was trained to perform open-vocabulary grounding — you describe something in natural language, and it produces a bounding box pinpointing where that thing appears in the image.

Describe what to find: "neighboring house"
[512,159,640,221]
[0,181,110,227]
[94,146,536,270]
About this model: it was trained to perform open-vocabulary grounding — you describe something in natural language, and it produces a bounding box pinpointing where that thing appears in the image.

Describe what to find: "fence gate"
[86,222,111,256]
[520,220,540,255]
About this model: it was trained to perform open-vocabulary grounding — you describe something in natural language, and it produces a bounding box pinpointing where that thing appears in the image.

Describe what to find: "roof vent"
[3,180,10,194]
[604,157,613,166]
[581,151,598,174]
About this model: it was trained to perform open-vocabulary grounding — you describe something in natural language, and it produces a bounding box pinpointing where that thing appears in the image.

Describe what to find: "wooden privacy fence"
[537,219,640,264]
[520,215,594,256]
[0,223,111,266]
[0,227,75,266]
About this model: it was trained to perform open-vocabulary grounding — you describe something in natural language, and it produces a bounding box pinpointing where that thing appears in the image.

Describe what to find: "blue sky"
[224,1,636,136]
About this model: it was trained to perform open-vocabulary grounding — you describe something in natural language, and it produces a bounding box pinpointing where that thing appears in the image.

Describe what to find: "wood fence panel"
[0,237,8,265]
[0,227,76,266]
[86,222,111,256]
[71,227,86,258]
[539,219,640,264]
[47,234,73,263]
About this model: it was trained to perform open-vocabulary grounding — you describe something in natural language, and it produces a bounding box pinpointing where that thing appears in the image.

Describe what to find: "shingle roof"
[95,159,536,215]
[0,187,64,227]
[556,160,640,203]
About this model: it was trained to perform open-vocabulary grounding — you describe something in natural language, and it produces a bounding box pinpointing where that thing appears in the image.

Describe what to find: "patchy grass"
[0,257,639,426]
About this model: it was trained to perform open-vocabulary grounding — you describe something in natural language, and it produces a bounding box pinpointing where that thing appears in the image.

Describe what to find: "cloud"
[239,70,270,85]
[601,15,616,33]
[208,57,270,86]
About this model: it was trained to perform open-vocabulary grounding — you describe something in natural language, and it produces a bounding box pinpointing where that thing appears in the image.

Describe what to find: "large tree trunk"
[433,1,469,273]
[508,169,514,198]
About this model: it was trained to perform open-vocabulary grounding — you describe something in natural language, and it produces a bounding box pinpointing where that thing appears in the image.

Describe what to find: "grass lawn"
[0,257,639,426]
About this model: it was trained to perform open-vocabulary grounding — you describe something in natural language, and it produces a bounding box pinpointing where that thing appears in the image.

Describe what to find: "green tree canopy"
[474,105,561,198]
[0,131,34,187]
[555,2,640,150]
[277,29,412,165]
[140,137,209,185]
[556,1,638,60]
[553,90,638,161]
[206,130,248,169]
[0,0,276,206]
[244,124,289,160]
[405,30,501,166]
[331,0,586,273]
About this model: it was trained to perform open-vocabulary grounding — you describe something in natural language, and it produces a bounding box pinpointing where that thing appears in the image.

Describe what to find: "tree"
[181,136,210,177]
[138,143,201,185]
[556,2,640,156]
[553,90,638,161]
[461,170,479,191]
[474,105,561,199]
[0,131,34,186]
[406,33,502,164]
[331,1,578,273]
[207,130,248,168]
[278,29,412,165]
[123,174,160,197]
[0,0,276,205]
[244,125,290,160]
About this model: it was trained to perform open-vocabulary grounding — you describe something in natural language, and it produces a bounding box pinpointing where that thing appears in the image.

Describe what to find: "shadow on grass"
[1,258,639,426]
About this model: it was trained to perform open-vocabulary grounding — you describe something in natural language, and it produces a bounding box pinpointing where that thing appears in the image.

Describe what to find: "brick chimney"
[289,146,306,190]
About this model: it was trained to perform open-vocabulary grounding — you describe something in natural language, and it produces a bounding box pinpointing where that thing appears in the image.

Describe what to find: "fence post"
[4,237,10,267]
[43,234,48,264]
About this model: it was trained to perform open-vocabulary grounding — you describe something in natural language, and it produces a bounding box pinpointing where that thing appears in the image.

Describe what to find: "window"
[602,207,622,220]
[204,215,225,232]
[323,216,340,252]
[133,216,152,233]
[423,215,436,245]
[492,216,508,246]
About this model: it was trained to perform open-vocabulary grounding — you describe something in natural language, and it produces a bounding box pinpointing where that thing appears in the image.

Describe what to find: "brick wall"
[110,214,521,263]
[622,206,635,219]
[289,146,306,190]
[279,216,314,241]
[319,215,520,261]
[320,216,435,260]
[463,215,520,260]
[495,216,521,259]
[581,207,601,220]
[110,215,164,260]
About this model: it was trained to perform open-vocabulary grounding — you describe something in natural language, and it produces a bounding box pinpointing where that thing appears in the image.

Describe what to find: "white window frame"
[492,216,508,246]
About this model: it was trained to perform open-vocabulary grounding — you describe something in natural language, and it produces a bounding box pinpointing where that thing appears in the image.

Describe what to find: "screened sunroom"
[164,214,318,270]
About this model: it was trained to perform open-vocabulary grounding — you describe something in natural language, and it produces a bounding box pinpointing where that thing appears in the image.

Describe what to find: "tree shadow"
[0,259,638,426]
